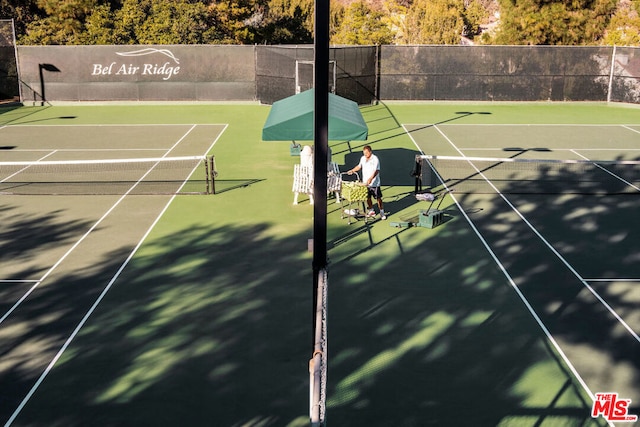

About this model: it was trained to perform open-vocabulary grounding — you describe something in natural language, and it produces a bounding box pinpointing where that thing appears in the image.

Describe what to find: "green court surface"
[0,102,638,426]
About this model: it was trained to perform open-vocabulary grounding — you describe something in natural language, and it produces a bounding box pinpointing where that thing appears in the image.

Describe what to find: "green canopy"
[262,89,368,141]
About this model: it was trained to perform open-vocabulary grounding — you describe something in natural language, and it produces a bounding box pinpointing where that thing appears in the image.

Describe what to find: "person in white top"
[347,145,386,220]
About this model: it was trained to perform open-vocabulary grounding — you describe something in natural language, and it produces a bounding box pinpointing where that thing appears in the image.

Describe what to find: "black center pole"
[312,0,329,347]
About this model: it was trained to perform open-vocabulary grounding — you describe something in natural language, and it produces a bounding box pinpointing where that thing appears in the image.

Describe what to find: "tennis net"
[414,154,640,195]
[310,268,328,426]
[0,155,216,195]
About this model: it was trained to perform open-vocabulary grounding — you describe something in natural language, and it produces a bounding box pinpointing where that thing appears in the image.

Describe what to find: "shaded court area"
[326,203,604,426]
[0,194,182,423]
[0,113,234,425]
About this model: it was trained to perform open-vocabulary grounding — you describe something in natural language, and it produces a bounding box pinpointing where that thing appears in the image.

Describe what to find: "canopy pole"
[312,0,329,379]
[311,0,329,424]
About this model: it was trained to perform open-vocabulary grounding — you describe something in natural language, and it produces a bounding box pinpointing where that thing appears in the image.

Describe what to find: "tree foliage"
[332,0,394,45]
[262,0,313,42]
[1,0,637,46]
[20,0,100,44]
[492,0,617,44]
[602,0,640,45]
[114,0,217,44]
[404,0,466,44]
[0,0,42,37]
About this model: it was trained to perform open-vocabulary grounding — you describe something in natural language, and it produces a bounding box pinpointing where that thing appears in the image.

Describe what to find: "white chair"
[292,146,342,205]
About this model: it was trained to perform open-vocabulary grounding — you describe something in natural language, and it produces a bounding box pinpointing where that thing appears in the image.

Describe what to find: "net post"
[413,154,423,193]
[209,155,217,195]
[205,156,211,195]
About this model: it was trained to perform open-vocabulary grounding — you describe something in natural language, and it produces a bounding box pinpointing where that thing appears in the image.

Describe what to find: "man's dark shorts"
[367,186,383,199]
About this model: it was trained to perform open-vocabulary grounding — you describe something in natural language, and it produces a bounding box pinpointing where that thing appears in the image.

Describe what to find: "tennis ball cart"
[339,172,374,225]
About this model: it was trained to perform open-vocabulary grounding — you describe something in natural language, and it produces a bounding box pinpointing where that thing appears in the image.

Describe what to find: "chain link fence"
[379,45,616,101]
[255,45,377,105]
[6,40,640,105]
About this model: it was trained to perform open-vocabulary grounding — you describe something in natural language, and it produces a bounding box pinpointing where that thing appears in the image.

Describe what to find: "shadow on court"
[0,105,77,126]
[323,161,638,425]
[330,104,491,158]
[213,178,265,194]
[0,220,312,426]
[1,129,638,426]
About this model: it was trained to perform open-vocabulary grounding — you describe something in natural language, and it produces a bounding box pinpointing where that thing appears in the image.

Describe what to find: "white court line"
[2,124,230,130]
[431,124,640,344]
[0,125,198,326]
[1,151,58,183]
[454,148,640,152]
[0,280,41,283]
[585,278,640,282]
[404,123,640,127]
[5,124,227,426]
[570,149,640,192]
[622,125,640,134]
[5,189,178,427]
[0,151,59,324]
[7,148,170,152]
[4,123,224,127]
[403,124,603,408]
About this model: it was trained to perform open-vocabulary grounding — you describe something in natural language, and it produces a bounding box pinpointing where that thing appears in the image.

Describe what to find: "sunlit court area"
[1,16,640,426]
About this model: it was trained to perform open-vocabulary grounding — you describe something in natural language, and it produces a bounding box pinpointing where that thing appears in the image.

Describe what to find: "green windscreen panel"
[262,89,368,141]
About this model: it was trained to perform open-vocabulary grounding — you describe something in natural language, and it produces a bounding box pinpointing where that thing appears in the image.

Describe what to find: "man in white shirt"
[347,145,386,220]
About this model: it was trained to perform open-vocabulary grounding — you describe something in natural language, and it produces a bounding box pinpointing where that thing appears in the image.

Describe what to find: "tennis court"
[0,102,638,426]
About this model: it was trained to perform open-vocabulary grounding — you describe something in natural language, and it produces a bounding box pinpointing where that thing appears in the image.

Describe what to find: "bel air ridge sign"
[91,48,181,81]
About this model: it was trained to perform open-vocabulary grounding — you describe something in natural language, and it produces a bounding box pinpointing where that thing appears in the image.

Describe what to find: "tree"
[492,0,616,45]
[0,0,42,38]
[108,0,219,45]
[463,0,488,38]
[6,0,631,46]
[242,0,313,44]
[332,0,394,45]
[82,4,117,44]
[20,0,101,44]
[209,0,263,44]
[380,0,409,44]
[602,0,640,45]
[258,5,312,44]
[405,0,466,44]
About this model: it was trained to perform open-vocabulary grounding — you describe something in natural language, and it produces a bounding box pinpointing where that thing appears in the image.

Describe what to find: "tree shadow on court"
[1,159,638,426]
[325,214,608,426]
[0,205,95,281]
[320,158,638,425]
[468,162,640,392]
[1,221,313,426]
